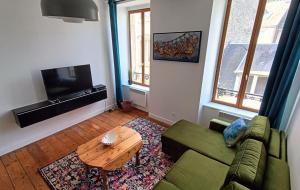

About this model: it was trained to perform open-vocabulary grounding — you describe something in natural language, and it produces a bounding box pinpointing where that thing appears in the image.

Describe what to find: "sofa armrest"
[209,119,231,133]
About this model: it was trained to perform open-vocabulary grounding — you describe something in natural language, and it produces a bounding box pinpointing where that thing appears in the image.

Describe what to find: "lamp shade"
[41,0,99,22]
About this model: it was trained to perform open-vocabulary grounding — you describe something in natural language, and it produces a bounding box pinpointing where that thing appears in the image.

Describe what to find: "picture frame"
[153,31,202,63]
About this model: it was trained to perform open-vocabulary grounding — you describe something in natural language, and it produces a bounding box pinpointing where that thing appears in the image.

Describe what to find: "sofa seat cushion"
[225,139,267,189]
[154,179,181,190]
[263,156,290,190]
[165,150,229,190]
[268,129,281,158]
[163,120,237,165]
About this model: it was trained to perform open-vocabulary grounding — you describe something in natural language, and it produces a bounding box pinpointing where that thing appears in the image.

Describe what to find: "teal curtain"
[259,0,300,129]
[108,0,123,107]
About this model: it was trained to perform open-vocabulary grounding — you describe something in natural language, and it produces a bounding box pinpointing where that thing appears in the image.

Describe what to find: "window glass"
[129,10,151,86]
[215,0,259,105]
[130,12,142,84]
[242,0,291,110]
[144,11,151,86]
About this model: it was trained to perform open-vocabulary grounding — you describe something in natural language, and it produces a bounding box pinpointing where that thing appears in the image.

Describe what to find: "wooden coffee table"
[76,126,143,190]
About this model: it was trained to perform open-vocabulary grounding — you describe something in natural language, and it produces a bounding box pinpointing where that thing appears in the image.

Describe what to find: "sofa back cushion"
[268,128,281,158]
[225,139,267,189]
[243,116,270,145]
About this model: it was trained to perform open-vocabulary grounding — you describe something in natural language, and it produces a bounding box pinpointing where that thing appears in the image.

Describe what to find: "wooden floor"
[0,108,165,190]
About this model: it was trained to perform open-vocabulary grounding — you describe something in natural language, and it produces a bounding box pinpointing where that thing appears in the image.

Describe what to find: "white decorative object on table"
[101,131,117,145]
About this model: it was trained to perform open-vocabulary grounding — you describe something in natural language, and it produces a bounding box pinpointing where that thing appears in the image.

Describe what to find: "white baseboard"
[0,103,115,156]
[132,104,148,112]
[148,112,175,125]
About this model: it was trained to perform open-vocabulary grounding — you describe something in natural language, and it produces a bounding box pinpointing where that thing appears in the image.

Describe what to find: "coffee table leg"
[136,151,140,166]
[102,170,108,190]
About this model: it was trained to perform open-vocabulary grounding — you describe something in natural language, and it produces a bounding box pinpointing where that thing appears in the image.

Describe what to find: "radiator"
[218,111,239,121]
[129,88,148,108]
[218,111,251,122]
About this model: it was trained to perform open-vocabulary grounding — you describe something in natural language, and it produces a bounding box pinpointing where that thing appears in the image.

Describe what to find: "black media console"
[12,85,107,128]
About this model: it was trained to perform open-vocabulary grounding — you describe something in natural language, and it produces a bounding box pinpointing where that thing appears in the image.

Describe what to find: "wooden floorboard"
[15,148,48,190]
[1,153,35,190]
[0,159,14,190]
[55,131,79,151]
[26,143,50,167]
[0,108,158,190]
[36,137,63,163]
[63,128,88,146]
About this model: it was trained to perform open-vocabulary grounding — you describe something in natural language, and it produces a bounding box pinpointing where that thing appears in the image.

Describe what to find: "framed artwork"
[153,31,202,63]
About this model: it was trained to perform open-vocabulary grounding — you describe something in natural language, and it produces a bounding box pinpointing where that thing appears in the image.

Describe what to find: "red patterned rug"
[39,117,173,190]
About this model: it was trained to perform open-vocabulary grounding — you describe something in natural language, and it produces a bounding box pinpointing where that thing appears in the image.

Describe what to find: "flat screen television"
[41,64,93,100]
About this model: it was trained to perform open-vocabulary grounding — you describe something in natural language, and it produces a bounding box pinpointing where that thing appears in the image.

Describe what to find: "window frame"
[128,8,151,87]
[212,0,268,112]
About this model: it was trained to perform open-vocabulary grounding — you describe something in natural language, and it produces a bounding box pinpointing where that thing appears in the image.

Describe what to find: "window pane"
[215,0,259,105]
[144,11,151,85]
[242,0,291,110]
[130,12,142,84]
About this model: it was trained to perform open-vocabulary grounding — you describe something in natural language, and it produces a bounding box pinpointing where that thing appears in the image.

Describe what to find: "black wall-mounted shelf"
[12,85,107,128]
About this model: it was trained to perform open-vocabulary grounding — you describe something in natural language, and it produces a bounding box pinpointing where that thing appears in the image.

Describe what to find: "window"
[129,8,151,86]
[213,0,291,111]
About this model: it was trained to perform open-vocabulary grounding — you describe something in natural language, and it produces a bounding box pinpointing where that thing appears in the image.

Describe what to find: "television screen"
[41,64,93,99]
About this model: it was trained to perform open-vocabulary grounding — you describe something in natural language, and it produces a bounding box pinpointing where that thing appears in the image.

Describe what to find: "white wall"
[147,1,300,188]
[149,0,214,124]
[287,92,300,190]
[0,0,115,155]
[282,60,300,190]
[197,0,227,126]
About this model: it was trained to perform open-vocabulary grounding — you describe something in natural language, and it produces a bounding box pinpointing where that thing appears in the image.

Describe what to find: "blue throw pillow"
[223,118,247,147]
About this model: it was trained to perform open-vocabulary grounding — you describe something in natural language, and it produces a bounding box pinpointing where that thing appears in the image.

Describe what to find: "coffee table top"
[76,126,143,170]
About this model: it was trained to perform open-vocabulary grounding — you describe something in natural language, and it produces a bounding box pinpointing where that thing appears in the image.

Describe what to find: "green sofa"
[154,116,290,190]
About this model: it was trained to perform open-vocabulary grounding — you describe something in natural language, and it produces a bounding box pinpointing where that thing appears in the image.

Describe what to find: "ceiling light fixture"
[41,0,99,23]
